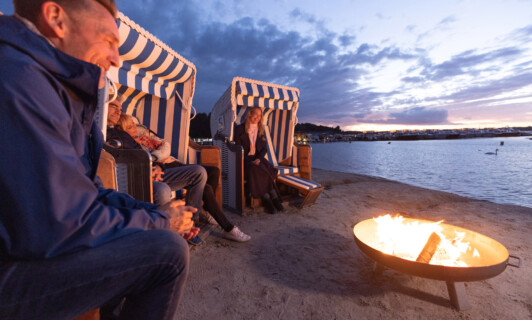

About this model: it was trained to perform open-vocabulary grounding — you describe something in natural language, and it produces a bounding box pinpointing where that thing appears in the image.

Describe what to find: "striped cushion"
[263,125,279,167]
[276,166,299,175]
[277,175,321,190]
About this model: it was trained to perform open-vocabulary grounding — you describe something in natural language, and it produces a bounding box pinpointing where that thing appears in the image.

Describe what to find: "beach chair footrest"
[277,175,323,208]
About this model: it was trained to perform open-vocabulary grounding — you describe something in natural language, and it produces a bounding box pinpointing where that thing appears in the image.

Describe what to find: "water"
[311,137,532,208]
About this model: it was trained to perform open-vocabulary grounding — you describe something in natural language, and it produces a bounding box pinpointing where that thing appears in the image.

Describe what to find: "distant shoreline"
[302,133,532,143]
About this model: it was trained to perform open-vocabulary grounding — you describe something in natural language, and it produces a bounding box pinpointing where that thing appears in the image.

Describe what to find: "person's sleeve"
[256,136,268,160]
[94,177,163,212]
[234,125,243,146]
[150,137,171,162]
[0,59,170,259]
[235,128,253,164]
[233,125,250,163]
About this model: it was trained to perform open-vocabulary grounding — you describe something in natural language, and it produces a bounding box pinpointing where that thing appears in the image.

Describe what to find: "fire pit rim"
[353,216,510,282]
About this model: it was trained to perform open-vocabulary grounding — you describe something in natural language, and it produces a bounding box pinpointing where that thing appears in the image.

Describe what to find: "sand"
[180,168,532,320]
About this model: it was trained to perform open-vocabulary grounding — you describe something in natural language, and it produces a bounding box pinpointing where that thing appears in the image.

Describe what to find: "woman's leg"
[261,192,277,214]
[203,165,220,193]
[269,188,284,211]
[203,184,234,232]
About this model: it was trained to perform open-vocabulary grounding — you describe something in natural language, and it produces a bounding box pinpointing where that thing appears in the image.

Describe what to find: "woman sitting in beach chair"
[233,107,284,214]
[117,114,251,242]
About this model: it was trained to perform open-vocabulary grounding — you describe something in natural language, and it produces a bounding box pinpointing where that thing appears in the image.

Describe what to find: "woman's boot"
[272,196,285,211]
[262,196,277,214]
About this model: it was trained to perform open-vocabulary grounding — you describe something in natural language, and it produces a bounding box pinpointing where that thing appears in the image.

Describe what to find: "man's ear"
[39,1,68,39]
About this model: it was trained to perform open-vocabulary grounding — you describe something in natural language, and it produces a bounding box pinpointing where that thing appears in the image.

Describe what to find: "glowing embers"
[371,214,480,267]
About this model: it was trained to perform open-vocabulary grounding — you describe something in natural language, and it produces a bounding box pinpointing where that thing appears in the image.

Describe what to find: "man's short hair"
[13,0,117,22]
[108,93,124,104]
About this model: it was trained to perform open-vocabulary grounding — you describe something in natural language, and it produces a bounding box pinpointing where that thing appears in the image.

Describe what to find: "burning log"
[416,232,441,263]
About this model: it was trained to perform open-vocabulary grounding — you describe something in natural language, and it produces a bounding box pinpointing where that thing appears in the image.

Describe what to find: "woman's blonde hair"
[244,107,265,137]
[116,113,136,134]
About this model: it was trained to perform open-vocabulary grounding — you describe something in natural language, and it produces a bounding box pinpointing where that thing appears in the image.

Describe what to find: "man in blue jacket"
[0,0,193,319]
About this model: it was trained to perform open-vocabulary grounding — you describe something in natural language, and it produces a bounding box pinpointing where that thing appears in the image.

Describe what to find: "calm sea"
[311,137,532,208]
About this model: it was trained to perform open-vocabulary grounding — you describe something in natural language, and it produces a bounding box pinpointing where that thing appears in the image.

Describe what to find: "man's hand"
[152,165,164,182]
[159,200,197,235]
[252,159,260,165]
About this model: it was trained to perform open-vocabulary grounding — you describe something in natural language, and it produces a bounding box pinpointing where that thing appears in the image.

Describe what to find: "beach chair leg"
[297,186,324,208]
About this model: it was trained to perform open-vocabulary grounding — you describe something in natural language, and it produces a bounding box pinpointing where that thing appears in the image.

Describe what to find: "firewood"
[416,232,441,263]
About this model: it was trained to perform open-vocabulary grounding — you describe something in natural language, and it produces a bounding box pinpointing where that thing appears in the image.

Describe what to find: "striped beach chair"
[100,12,221,204]
[211,77,323,213]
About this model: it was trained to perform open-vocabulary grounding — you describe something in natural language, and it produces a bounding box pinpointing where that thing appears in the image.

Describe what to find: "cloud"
[405,25,416,33]
[438,16,456,26]
[361,107,450,125]
[441,72,532,102]
[510,24,532,41]
[413,46,524,82]
[114,0,532,128]
[116,1,419,120]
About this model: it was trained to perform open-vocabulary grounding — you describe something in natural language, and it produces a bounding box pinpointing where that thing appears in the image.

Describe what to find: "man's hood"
[0,15,101,100]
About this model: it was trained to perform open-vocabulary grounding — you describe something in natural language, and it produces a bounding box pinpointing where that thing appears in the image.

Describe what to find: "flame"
[372,214,480,266]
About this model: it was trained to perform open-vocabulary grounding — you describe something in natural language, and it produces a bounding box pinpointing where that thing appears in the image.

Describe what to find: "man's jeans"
[153,181,172,207]
[162,165,206,217]
[0,229,189,320]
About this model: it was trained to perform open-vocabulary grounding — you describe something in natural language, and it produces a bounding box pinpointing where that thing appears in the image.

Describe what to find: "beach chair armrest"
[189,141,221,168]
[189,140,223,206]
[220,141,245,213]
[295,143,312,180]
[96,149,117,190]
[103,145,153,203]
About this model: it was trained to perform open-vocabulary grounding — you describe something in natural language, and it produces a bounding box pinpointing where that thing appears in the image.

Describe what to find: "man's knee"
[191,165,207,184]
[152,182,172,207]
[146,229,189,269]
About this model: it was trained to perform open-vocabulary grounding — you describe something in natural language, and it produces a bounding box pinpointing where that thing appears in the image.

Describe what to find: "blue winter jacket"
[0,15,170,260]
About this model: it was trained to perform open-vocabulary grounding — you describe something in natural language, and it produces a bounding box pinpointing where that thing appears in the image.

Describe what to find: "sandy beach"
[180,168,532,320]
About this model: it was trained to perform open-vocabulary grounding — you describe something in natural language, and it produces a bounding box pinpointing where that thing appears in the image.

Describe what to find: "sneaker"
[224,226,251,242]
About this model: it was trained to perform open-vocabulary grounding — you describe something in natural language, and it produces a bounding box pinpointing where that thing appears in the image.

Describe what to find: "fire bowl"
[353,217,510,282]
[353,217,522,310]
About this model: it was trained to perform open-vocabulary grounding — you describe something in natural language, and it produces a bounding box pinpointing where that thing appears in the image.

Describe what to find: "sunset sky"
[2,0,531,131]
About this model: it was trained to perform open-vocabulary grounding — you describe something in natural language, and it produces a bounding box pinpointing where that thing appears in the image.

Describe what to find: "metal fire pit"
[353,217,521,310]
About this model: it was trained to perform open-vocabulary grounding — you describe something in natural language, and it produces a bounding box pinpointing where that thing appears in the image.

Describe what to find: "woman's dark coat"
[234,123,278,198]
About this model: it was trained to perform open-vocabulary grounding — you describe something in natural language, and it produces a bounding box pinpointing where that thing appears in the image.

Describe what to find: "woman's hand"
[252,159,260,165]
[152,165,164,181]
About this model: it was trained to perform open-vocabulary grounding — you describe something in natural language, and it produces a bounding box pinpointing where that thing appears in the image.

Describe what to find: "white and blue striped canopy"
[108,13,195,100]
[236,80,299,110]
[211,77,299,163]
[108,13,196,163]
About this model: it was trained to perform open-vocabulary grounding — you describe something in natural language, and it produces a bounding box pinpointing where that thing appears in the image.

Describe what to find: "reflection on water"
[311,137,532,208]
